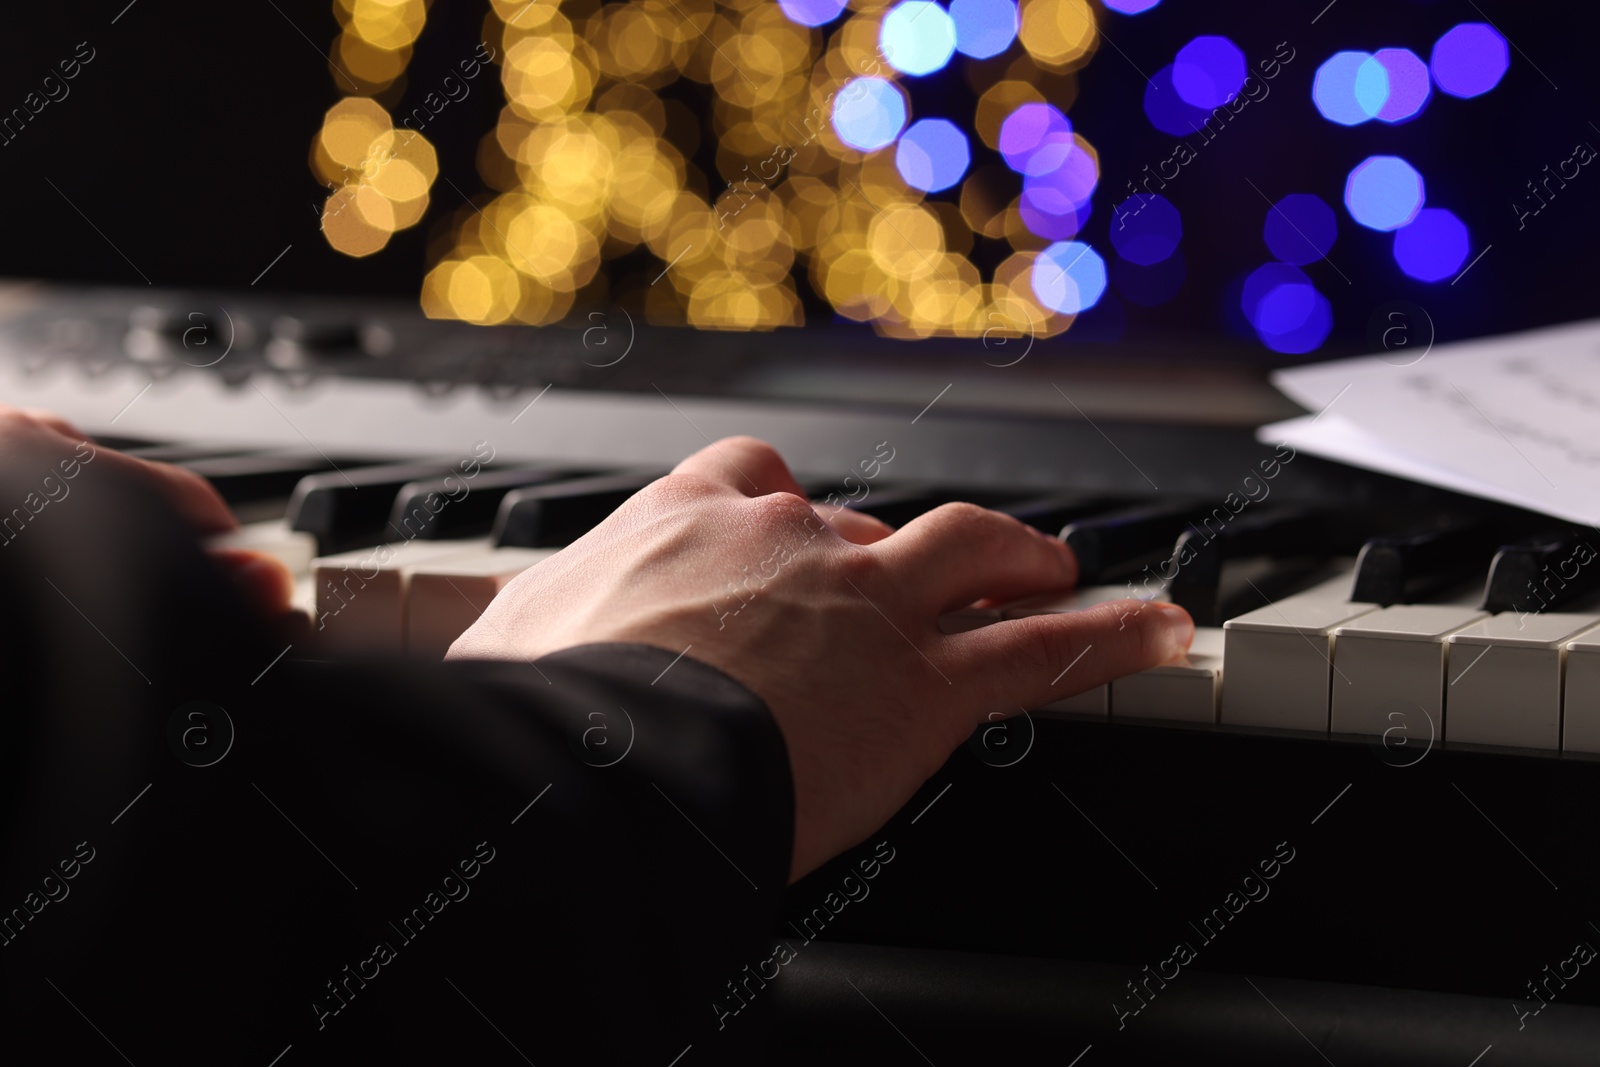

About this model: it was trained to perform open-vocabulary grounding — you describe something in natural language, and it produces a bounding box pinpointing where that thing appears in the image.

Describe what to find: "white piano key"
[1112,626,1226,724]
[206,519,317,576]
[1329,605,1488,739]
[1446,613,1600,750]
[1563,627,1600,754]
[313,538,491,656]
[406,547,559,660]
[1221,596,1379,733]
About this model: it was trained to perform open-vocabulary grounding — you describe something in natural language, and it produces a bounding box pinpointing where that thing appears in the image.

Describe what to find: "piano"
[7,283,1600,1062]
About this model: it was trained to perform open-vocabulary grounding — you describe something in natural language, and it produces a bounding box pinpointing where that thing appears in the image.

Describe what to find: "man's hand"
[450,436,1194,883]
[0,404,293,616]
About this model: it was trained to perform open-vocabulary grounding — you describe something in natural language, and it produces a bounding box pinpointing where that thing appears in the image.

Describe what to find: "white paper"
[1263,318,1600,527]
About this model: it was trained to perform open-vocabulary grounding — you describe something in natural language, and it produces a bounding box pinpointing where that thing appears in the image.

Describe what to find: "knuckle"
[746,490,820,531]
[929,500,992,529]
[717,435,782,466]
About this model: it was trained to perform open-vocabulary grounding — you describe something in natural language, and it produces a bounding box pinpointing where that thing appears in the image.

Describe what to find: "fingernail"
[1151,602,1195,652]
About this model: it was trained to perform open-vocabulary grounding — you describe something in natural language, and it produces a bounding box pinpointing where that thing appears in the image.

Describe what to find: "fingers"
[872,502,1078,613]
[672,436,809,499]
[946,599,1194,719]
[0,404,236,535]
[208,547,294,618]
[20,408,86,438]
[814,504,894,546]
[94,451,238,536]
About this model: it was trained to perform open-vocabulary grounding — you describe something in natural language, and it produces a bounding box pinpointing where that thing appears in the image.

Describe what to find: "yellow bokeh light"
[348,0,427,51]
[322,187,393,257]
[1017,0,1097,70]
[975,80,1044,150]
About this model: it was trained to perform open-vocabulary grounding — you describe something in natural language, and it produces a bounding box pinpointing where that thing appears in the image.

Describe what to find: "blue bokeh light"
[1354,55,1390,117]
[895,119,971,192]
[1313,51,1375,126]
[1393,207,1469,282]
[777,0,848,28]
[1345,156,1425,232]
[998,103,1073,176]
[1431,23,1510,98]
[1242,262,1332,354]
[1264,193,1337,266]
[1173,36,1247,109]
[1144,64,1213,136]
[832,78,907,152]
[949,0,1017,59]
[1032,242,1108,315]
[1370,48,1431,122]
[1019,196,1091,240]
[1110,193,1181,266]
[1104,0,1161,12]
[880,1,959,77]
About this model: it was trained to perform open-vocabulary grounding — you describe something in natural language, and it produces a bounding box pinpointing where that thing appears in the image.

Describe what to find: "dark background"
[0,0,1592,360]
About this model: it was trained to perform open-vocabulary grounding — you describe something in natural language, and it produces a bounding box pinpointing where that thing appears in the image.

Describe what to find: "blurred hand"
[0,405,293,617]
[450,436,1195,882]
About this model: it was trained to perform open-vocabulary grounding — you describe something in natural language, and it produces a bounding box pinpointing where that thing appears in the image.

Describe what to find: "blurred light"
[1104,0,1161,12]
[998,102,1072,176]
[950,0,1018,59]
[1144,64,1212,136]
[1393,207,1469,282]
[881,2,959,77]
[1263,193,1337,265]
[1369,48,1431,122]
[1114,251,1185,306]
[832,77,908,151]
[1242,262,1332,354]
[1109,193,1181,265]
[1019,195,1090,239]
[1312,51,1374,126]
[1032,241,1106,313]
[1173,36,1246,109]
[1017,0,1095,69]
[896,119,971,192]
[1345,156,1425,232]
[1021,136,1097,214]
[1354,55,1390,117]
[1431,23,1510,98]
[778,0,849,27]
[976,80,1044,149]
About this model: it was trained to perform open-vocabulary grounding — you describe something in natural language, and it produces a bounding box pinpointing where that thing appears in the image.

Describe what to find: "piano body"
[6,283,1600,1063]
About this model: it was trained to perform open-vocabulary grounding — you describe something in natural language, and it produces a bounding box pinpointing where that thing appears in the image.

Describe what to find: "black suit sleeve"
[0,447,793,1065]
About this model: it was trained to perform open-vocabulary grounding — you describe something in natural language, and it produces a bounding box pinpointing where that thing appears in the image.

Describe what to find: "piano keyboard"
[164,441,1600,760]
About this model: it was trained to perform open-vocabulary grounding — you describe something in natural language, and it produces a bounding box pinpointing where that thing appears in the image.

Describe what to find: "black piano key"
[179,452,343,508]
[388,466,572,541]
[1060,499,1208,585]
[994,493,1130,535]
[844,487,1020,528]
[1350,520,1522,606]
[492,471,662,548]
[124,443,257,463]
[286,461,457,554]
[1168,508,1363,627]
[1481,532,1600,614]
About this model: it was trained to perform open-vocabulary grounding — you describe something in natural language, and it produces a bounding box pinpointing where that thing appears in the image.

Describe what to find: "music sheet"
[1261,317,1600,527]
